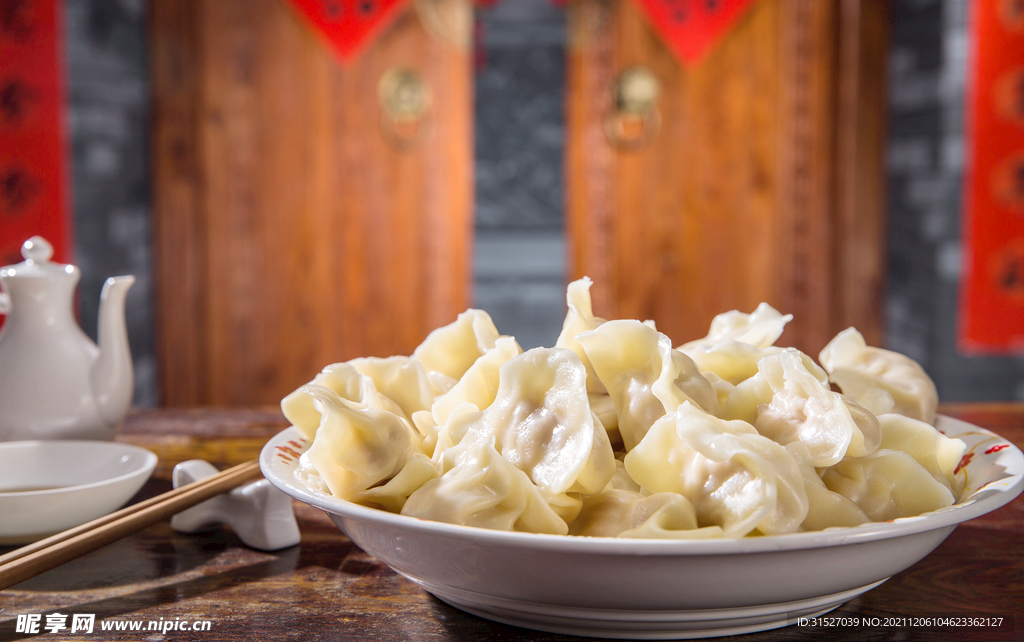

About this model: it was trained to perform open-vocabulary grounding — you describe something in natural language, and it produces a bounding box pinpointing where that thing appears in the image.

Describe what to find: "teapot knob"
[22,236,54,264]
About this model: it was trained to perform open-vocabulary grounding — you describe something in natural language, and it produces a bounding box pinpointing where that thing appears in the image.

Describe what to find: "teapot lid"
[0,236,78,281]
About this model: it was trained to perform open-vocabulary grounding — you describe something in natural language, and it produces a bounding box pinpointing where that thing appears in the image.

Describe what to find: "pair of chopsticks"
[0,459,263,591]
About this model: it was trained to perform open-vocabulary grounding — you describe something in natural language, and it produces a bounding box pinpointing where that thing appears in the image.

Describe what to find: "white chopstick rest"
[171,460,300,551]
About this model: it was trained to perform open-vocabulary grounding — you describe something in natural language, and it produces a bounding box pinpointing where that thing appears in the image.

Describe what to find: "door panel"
[567,0,887,356]
[151,0,472,406]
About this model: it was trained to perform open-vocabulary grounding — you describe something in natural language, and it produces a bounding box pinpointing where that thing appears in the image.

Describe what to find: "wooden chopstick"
[0,459,263,590]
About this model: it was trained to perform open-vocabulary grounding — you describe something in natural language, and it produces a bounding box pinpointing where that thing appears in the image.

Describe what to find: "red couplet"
[0,0,73,272]
[961,0,1024,352]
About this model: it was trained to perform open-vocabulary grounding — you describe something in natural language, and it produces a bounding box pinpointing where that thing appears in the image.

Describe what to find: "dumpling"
[298,384,416,500]
[876,413,966,497]
[624,402,809,537]
[349,356,434,418]
[351,454,439,513]
[410,410,442,457]
[785,443,870,530]
[286,278,956,537]
[681,340,770,385]
[723,349,881,467]
[819,327,939,424]
[602,458,642,493]
[401,437,569,535]
[555,276,608,394]
[430,401,484,460]
[660,349,721,420]
[588,393,621,447]
[433,348,615,496]
[490,348,615,494]
[822,449,956,521]
[569,490,724,539]
[679,302,793,352]
[682,339,828,386]
[412,309,502,381]
[426,371,457,397]
[701,372,737,411]
[430,337,522,426]
[282,362,408,440]
[577,320,719,451]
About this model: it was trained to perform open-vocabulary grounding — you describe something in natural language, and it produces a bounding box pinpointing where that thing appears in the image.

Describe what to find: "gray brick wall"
[887,0,1024,401]
[473,0,567,348]
[66,0,155,406]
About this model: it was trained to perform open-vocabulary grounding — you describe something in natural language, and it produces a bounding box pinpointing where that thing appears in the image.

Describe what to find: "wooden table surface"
[1,404,1022,641]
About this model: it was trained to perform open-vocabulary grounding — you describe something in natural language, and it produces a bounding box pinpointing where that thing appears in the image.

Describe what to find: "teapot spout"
[91,275,135,427]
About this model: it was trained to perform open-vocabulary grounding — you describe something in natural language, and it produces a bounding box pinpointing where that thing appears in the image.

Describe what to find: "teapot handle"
[0,292,8,315]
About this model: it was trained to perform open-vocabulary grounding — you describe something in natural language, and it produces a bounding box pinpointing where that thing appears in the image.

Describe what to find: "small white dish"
[0,440,157,544]
[261,416,1024,639]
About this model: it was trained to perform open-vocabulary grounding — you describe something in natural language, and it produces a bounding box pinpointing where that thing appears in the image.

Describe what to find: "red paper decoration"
[960,0,1024,352]
[285,0,410,62]
[632,0,758,66]
[0,0,73,272]
[285,0,757,67]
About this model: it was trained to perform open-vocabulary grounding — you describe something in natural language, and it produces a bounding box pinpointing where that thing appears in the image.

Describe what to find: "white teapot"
[0,236,135,441]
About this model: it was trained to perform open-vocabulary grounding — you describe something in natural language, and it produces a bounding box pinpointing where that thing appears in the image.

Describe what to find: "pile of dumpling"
[282,278,966,539]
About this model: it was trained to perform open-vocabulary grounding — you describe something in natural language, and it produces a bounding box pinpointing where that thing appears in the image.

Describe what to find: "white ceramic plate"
[0,440,157,544]
[260,416,1024,639]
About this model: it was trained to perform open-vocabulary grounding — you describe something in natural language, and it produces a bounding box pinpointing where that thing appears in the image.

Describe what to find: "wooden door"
[567,0,887,356]
[151,0,472,406]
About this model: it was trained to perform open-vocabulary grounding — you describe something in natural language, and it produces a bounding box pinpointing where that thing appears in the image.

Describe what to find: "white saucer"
[0,440,157,544]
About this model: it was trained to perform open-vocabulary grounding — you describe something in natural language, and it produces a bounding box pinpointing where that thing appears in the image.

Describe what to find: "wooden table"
[1,405,1022,641]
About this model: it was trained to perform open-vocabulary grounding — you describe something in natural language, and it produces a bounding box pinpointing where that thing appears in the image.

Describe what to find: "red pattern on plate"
[955,452,974,475]
[276,444,302,462]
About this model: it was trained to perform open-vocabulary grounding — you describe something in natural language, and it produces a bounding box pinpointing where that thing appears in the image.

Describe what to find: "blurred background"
[4,0,1024,406]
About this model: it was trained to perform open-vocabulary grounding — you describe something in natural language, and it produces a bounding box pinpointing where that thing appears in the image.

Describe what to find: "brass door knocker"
[378,68,433,151]
[605,66,661,152]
